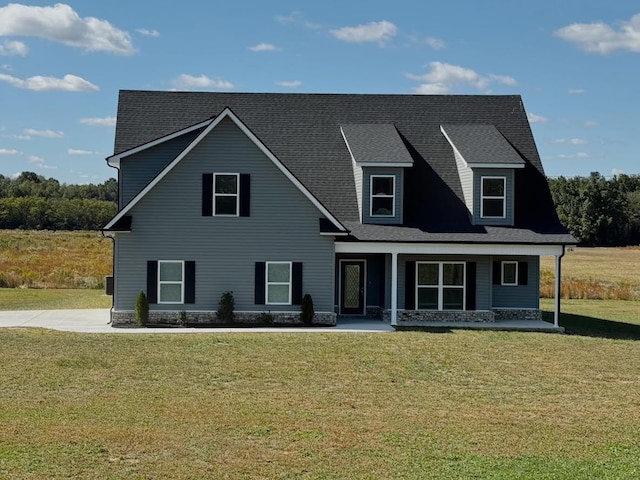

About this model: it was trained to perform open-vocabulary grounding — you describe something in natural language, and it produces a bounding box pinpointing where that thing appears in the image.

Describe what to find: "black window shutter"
[492,261,501,285]
[202,173,213,216]
[292,262,303,305]
[147,260,158,304]
[405,261,416,309]
[255,262,266,305]
[518,261,529,286]
[466,262,476,310]
[240,174,250,217]
[185,261,196,304]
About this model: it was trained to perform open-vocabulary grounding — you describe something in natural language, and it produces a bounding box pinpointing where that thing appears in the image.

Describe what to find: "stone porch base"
[111,310,337,328]
[381,308,541,326]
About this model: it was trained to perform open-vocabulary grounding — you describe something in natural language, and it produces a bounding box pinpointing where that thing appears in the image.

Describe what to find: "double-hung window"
[370,175,395,217]
[158,261,184,304]
[501,261,518,286]
[214,173,239,216]
[416,262,465,310]
[481,176,506,218]
[266,262,292,305]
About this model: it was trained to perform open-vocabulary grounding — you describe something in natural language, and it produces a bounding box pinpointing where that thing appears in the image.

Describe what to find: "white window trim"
[158,260,185,304]
[266,261,292,305]
[480,176,506,219]
[501,261,518,286]
[370,174,395,217]
[213,172,240,216]
[415,261,466,311]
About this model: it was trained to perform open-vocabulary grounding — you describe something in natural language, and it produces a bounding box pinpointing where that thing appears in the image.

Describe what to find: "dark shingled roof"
[113,91,574,244]
[441,124,525,166]
[340,124,414,166]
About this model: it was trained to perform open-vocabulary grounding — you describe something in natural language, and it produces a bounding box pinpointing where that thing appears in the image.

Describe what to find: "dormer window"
[481,176,506,218]
[370,175,395,217]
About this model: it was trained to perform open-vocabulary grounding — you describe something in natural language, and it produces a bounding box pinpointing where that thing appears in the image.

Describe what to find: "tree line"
[548,172,640,246]
[0,172,117,230]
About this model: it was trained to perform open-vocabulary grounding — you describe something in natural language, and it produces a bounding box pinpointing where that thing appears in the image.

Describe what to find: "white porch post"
[391,251,398,326]
[554,246,566,328]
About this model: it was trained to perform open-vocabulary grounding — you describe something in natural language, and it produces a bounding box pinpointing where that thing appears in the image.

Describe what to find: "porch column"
[554,246,566,327]
[391,251,398,326]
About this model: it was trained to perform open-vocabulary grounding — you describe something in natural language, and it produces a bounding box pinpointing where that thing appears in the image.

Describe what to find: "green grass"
[0,288,111,310]
[1,327,639,479]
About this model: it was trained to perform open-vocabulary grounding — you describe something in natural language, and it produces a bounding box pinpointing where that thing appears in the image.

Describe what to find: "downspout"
[554,245,566,328]
[101,230,115,324]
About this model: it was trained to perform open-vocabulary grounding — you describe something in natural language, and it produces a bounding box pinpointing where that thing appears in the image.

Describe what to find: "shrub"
[300,293,314,325]
[177,310,187,327]
[134,291,149,327]
[260,311,274,325]
[217,291,235,323]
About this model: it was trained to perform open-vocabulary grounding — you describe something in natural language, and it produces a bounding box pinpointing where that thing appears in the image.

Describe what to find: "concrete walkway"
[0,309,395,333]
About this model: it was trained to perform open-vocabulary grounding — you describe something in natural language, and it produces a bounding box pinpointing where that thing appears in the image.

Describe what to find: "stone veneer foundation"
[382,309,541,326]
[111,310,337,327]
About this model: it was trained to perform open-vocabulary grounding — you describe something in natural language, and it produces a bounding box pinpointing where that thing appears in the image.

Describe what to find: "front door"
[340,260,365,315]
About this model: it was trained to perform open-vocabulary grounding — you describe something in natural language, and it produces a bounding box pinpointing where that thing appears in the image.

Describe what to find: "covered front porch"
[335,241,568,332]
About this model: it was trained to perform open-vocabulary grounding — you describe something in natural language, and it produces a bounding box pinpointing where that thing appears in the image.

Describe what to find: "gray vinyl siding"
[454,149,473,215]
[492,256,539,309]
[473,168,514,226]
[113,117,335,313]
[398,255,490,311]
[362,167,403,224]
[119,129,203,206]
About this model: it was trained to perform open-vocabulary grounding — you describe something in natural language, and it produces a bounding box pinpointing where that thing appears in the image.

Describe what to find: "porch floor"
[337,316,564,333]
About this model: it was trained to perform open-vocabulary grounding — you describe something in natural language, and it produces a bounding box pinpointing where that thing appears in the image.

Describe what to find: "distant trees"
[0,172,117,230]
[548,172,640,246]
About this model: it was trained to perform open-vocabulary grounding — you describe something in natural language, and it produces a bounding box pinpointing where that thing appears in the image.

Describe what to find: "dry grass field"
[540,247,640,300]
[0,230,111,289]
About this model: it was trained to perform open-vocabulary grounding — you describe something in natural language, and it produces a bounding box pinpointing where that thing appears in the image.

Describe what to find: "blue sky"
[0,1,639,184]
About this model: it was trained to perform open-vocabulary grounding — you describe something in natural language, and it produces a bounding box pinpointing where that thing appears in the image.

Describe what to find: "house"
[102,91,576,328]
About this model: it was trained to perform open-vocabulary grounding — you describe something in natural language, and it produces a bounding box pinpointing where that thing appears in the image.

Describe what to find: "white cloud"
[27,155,44,163]
[80,116,116,127]
[551,138,588,145]
[248,43,277,52]
[330,21,397,45]
[276,80,301,88]
[407,62,517,94]
[136,28,159,37]
[0,73,98,92]
[410,35,446,50]
[527,112,548,124]
[0,3,134,55]
[0,148,20,154]
[568,88,586,94]
[584,120,598,128]
[172,74,234,90]
[0,39,27,56]
[611,168,626,176]
[555,13,640,54]
[27,155,56,169]
[275,11,321,30]
[558,152,590,159]
[24,129,64,138]
[68,148,95,155]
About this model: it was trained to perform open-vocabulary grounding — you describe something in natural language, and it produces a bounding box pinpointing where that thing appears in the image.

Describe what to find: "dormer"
[441,124,525,226]
[340,124,413,224]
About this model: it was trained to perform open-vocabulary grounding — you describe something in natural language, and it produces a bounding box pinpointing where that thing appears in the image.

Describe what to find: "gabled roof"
[104,107,346,233]
[112,91,573,244]
[440,124,525,168]
[340,124,414,167]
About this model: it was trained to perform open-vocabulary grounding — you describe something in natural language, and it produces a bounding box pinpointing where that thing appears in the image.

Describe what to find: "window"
[214,173,239,216]
[416,262,465,310]
[266,262,292,305]
[158,261,184,304]
[370,175,395,217]
[481,176,506,218]
[501,261,518,286]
